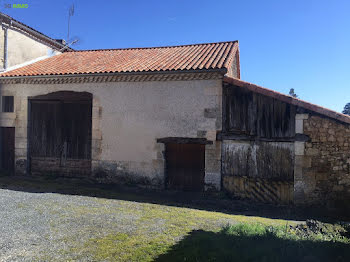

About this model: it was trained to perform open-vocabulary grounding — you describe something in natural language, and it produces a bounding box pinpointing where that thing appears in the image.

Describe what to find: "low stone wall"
[91,159,164,188]
[31,157,91,177]
[299,114,350,210]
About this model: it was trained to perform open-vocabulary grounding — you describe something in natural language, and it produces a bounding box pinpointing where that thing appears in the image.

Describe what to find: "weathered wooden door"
[222,141,294,204]
[0,127,15,174]
[165,143,205,191]
[29,96,92,176]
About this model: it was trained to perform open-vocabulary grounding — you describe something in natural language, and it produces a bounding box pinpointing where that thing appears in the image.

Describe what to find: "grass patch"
[78,203,291,262]
[81,205,349,262]
[156,223,350,262]
[87,233,170,262]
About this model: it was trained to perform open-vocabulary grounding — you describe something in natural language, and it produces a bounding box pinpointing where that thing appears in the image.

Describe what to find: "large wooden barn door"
[222,141,294,204]
[30,101,62,159]
[29,92,92,176]
[0,127,15,174]
[165,143,205,191]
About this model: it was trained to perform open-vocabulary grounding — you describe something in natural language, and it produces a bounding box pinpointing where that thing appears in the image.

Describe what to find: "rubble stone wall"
[295,114,350,210]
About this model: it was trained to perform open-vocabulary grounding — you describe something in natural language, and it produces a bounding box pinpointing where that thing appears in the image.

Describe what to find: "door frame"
[157,137,212,191]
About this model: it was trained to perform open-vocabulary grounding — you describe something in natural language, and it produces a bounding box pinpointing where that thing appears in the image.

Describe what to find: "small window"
[2,96,14,112]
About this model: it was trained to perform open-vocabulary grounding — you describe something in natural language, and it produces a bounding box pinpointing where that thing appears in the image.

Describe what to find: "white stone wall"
[293,113,309,204]
[0,78,223,189]
[205,141,222,190]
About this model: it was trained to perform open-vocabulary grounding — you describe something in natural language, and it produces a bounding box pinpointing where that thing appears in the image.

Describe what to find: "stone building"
[0,15,349,210]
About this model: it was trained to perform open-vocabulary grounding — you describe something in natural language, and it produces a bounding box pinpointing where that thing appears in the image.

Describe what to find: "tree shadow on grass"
[0,175,348,222]
[155,229,350,262]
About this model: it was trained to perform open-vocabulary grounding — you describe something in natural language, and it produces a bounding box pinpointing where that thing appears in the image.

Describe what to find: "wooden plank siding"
[223,176,293,204]
[223,84,296,138]
[222,84,296,204]
[222,141,294,182]
[30,101,92,160]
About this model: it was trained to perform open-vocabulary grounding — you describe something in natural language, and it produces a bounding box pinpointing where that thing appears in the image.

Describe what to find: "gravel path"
[0,189,142,261]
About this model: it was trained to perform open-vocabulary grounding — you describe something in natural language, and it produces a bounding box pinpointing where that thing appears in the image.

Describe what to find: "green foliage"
[222,222,274,237]
[343,103,350,115]
[289,88,298,98]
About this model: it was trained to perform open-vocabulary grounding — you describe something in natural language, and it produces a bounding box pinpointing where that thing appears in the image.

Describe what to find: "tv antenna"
[62,4,80,50]
[67,4,74,43]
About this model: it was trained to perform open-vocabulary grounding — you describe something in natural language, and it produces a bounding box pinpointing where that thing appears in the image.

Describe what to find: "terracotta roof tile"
[0,41,238,77]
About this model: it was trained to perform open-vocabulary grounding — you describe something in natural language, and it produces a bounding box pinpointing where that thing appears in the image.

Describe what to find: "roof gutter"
[0,68,227,80]
[2,24,8,70]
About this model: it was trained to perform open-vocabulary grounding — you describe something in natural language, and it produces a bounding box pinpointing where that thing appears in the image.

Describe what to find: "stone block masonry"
[298,114,350,210]
[204,141,222,191]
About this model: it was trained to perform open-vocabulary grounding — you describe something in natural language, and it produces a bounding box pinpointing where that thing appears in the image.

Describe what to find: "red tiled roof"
[0,41,238,77]
[224,76,350,125]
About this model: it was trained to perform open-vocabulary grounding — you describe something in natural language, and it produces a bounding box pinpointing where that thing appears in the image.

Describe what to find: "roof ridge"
[69,40,238,52]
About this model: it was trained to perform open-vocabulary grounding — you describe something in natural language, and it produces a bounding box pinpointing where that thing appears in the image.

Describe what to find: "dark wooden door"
[30,101,62,158]
[62,102,92,159]
[29,99,92,176]
[0,127,15,173]
[165,143,205,191]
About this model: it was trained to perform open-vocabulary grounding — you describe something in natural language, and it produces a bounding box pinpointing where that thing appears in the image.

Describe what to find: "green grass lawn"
[81,213,350,262]
[67,200,296,261]
[63,199,349,262]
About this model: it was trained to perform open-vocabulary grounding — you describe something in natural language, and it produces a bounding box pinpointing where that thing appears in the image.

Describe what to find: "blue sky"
[1,0,349,112]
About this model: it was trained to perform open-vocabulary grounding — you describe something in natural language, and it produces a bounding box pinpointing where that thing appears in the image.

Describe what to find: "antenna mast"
[67,4,74,42]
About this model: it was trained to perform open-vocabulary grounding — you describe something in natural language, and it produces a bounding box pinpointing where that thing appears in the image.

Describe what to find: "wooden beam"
[217,132,310,142]
[157,137,213,145]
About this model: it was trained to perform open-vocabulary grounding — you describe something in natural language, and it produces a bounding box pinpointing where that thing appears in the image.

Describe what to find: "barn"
[0,40,349,210]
